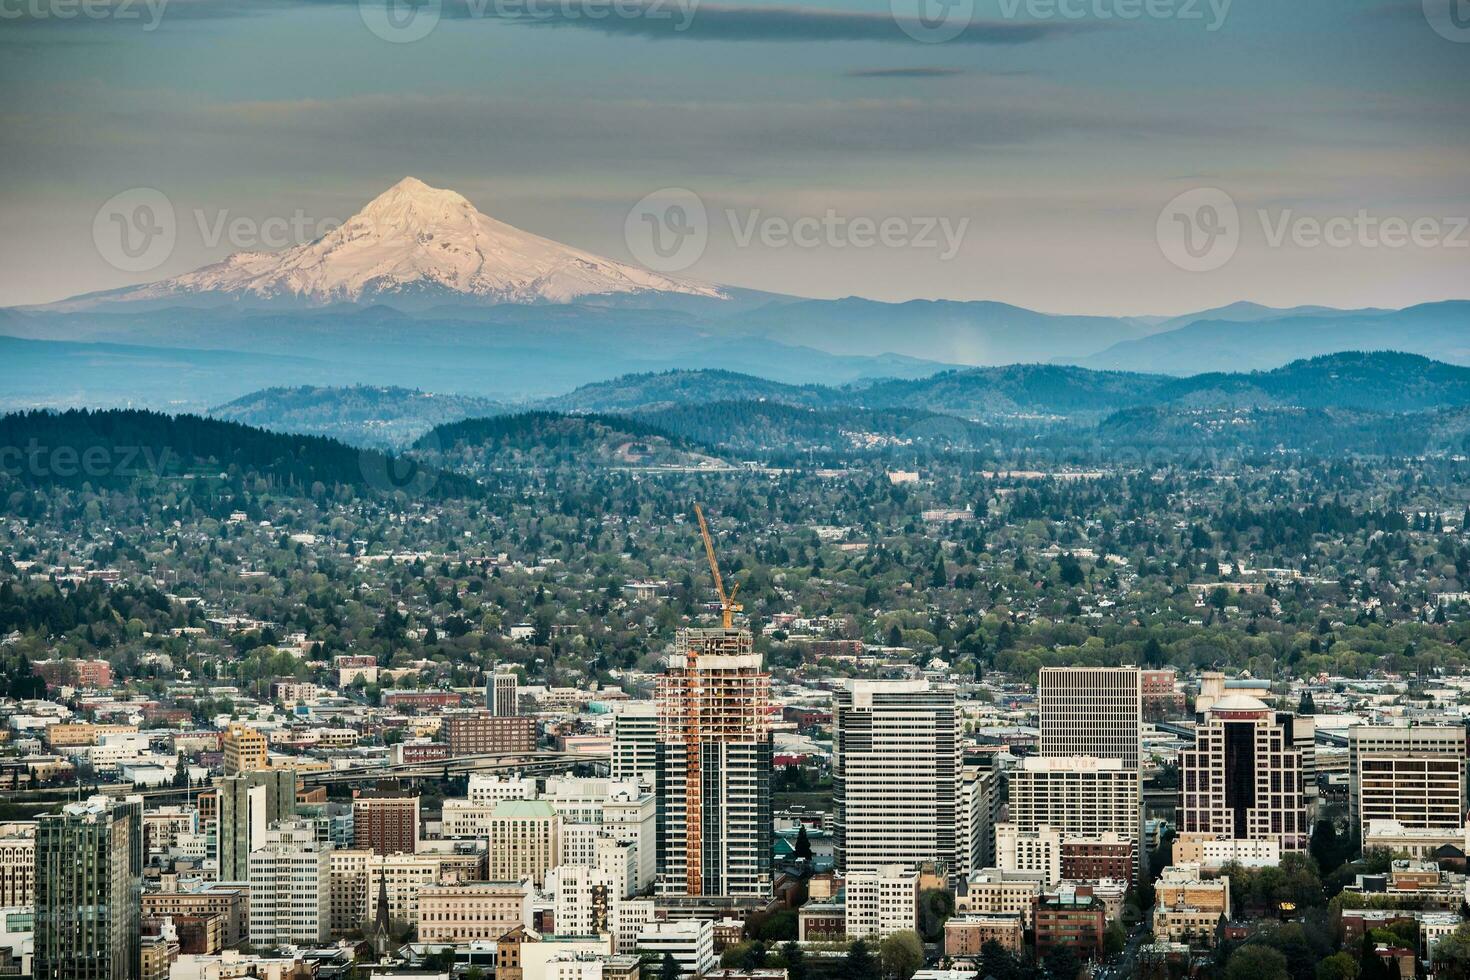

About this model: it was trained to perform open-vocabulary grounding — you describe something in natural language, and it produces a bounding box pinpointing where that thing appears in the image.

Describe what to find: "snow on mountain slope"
[89,177,726,307]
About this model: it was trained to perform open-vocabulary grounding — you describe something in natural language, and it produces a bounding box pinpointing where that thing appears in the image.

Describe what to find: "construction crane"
[694,502,741,628]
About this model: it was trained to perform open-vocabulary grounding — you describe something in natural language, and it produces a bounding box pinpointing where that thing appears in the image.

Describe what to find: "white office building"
[833,680,959,874]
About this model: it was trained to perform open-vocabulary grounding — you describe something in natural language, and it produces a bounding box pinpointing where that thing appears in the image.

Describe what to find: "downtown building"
[248,820,331,946]
[655,627,772,898]
[488,670,520,716]
[1348,725,1466,845]
[216,768,297,881]
[833,679,960,874]
[1177,694,1309,852]
[33,796,143,980]
[1033,666,1143,879]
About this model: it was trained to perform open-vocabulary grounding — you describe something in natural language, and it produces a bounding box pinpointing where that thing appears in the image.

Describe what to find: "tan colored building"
[1350,726,1466,845]
[488,799,561,887]
[418,881,529,943]
[45,723,138,749]
[141,934,172,980]
[222,724,268,775]
[142,886,249,947]
[1179,696,1309,852]
[956,869,1046,928]
[1152,864,1230,947]
[328,848,374,936]
[0,822,36,906]
[944,913,1025,956]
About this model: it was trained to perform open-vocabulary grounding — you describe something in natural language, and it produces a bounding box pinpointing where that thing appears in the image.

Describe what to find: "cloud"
[845,67,967,78]
[475,3,1109,43]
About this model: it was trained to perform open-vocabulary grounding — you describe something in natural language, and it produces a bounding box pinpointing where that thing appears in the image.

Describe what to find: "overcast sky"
[1,0,1466,314]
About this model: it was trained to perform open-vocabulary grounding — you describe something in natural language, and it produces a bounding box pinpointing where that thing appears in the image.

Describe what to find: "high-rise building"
[248,820,331,946]
[957,766,1000,876]
[1037,666,1142,768]
[33,796,143,980]
[1349,725,1466,844]
[833,679,959,874]
[1178,695,1309,851]
[353,783,420,856]
[487,800,562,887]
[655,627,772,898]
[1006,757,1140,849]
[216,769,296,881]
[489,670,520,716]
[611,703,659,788]
[1036,666,1143,879]
[222,723,269,776]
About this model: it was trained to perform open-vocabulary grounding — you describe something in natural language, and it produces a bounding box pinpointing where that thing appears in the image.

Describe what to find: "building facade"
[1178,695,1309,852]
[1349,725,1466,844]
[655,628,772,898]
[217,768,296,881]
[33,796,143,980]
[833,680,959,874]
[247,820,330,946]
[1038,666,1142,768]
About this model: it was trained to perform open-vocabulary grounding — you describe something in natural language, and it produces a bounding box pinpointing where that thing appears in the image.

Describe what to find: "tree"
[879,931,923,980]
[842,939,877,980]
[660,952,681,980]
[917,888,954,943]
[1043,944,1081,980]
[1105,919,1127,957]
[979,940,1023,980]
[1316,952,1359,980]
[781,942,807,980]
[1434,925,1470,980]
[753,908,797,942]
[794,825,813,861]
[1227,946,1289,980]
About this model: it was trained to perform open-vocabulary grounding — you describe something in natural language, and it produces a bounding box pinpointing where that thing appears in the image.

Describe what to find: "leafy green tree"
[1434,925,1470,980]
[842,939,877,980]
[1316,952,1359,980]
[879,931,923,980]
[781,942,807,980]
[1227,946,1289,980]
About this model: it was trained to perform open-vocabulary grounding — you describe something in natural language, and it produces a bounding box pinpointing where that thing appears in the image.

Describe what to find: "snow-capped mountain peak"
[86,177,726,308]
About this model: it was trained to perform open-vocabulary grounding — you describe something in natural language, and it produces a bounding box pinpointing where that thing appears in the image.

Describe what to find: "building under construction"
[655,627,773,898]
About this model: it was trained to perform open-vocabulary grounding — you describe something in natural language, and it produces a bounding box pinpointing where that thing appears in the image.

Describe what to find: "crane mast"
[694,502,742,628]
